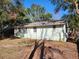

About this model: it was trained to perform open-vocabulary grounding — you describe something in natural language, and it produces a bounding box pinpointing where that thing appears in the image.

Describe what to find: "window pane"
[33,27,37,32]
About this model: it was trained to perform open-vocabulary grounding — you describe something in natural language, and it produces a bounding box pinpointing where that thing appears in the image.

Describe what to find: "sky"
[23,0,68,20]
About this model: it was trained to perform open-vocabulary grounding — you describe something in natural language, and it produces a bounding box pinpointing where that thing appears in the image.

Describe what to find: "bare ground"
[0,38,78,59]
[22,40,78,59]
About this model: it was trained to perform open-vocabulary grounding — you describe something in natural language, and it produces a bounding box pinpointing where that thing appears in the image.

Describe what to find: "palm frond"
[50,0,76,13]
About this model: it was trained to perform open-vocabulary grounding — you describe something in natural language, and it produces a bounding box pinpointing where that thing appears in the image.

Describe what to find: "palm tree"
[50,0,79,14]
[50,0,79,29]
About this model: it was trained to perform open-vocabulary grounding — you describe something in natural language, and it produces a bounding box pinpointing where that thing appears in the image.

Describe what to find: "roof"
[15,21,65,28]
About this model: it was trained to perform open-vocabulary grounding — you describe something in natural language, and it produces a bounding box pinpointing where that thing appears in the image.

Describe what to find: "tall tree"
[31,4,46,21]
[50,0,79,29]
[40,13,52,21]
[0,0,26,38]
[62,14,79,30]
[0,0,11,38]
[50,0,79,41]
[25,4,52,21]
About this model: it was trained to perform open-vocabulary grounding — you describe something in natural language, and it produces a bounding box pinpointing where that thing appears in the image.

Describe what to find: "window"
[23,28,27,33]
[33,27,37,32]
[53,25,56,28]
[19,28,21,32]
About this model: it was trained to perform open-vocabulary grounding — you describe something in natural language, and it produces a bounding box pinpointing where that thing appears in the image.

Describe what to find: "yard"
[0,38,35,59]
[0,38,78,59]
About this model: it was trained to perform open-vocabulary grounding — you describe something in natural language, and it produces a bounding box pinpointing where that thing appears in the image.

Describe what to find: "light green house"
[14,21,67,42]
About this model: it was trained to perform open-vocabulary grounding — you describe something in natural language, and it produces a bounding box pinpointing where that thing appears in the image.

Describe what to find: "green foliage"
[40,13,52,21]
[0,0,28,37]
[0,0,52,37]
[62,14,79,30]
[50,0,79,31]
[25,4,52,21]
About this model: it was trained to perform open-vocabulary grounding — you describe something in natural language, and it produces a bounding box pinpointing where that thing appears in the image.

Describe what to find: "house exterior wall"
[14,25,67,42]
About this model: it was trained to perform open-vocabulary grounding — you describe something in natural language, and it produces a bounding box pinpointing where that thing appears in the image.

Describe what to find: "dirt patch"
[0,39,78,59]
[22,40,78,59]
[0,46,25,59]
[0,38,35,59]
[44,41,78,59]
